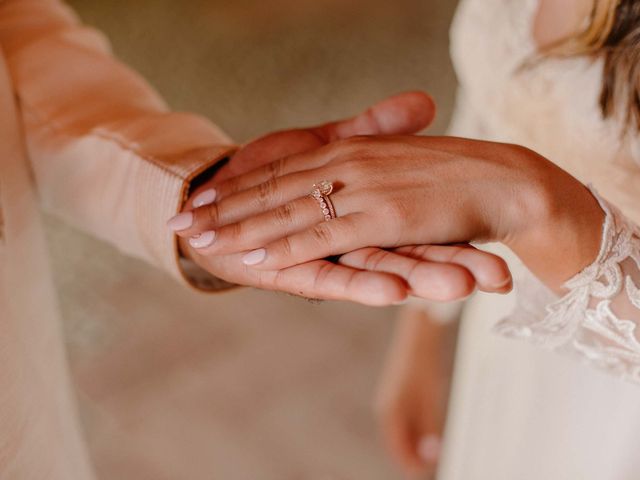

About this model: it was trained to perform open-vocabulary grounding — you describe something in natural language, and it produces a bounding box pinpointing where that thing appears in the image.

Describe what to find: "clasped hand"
[168,92,517,305]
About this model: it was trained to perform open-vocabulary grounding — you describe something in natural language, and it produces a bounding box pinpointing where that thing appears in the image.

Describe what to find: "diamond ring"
[311,180,337,221]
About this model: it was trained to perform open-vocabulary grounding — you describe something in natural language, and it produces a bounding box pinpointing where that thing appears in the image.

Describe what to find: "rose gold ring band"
[311,180,337,221]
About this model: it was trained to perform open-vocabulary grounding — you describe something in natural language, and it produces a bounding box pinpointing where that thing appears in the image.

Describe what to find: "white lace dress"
[439,1,640,479]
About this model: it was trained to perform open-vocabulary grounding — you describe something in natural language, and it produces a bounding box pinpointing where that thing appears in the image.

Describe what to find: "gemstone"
[322,208,330,215]
[320,201,327,208]
[314,180,333,196]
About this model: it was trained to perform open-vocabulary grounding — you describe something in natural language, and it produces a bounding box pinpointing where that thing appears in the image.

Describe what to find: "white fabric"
[438,0,640,479]
[496,190,640,382]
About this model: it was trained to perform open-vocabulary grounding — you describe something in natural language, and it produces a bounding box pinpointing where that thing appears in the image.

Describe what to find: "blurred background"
[51,1,459,478]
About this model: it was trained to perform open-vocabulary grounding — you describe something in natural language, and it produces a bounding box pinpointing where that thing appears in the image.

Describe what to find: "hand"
[171,93,512,303]
[211,91,437,183]
[179,135,603,292]
[376,306,458,479]
[175,92,435,305]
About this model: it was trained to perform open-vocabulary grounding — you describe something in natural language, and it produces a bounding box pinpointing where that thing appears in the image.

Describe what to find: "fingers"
[214,151,330,201]
[315,91,436,141]
[170,169,323,238]
[214,129,328,183]
[228,256,408,306]
[241,214,377,270]
[394,244,512,293]
[339,248,476,302]
[378,408,427,477]
[214,90,435,182]
[186,189,361,255]
[416,434,443,474]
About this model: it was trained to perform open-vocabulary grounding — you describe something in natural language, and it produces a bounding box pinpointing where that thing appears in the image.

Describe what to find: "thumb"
[216,91,436,182]
[313,90,436,141]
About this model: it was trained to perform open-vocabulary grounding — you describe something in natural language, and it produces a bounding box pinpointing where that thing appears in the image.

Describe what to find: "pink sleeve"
[0,0,236,285]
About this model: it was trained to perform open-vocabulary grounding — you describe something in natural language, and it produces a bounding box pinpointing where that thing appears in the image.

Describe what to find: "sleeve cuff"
[135,142,238,290]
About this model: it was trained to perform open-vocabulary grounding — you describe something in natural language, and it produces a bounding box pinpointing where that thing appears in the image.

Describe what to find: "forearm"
[395,306,460,370]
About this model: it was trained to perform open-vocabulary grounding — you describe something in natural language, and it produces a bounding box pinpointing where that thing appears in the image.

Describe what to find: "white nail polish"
[189,231,216,249]
[193,188,217,208]
[242,248,266,266]
[418,435,442,463]
[167,211,193,231]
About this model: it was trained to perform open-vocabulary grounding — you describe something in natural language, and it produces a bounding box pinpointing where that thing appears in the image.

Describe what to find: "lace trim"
[495,188,640,382]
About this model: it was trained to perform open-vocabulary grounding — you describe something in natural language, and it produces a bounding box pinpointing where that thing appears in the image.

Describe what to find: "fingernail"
[189,231,216,249]
[193,188,217,208]
[418,435,441,464]
[167,212,193,231]
[492,276,513,290]
[242,248,266,266]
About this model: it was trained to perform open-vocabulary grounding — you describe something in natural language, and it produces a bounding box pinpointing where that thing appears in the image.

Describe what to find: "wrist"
[506,172,605,292]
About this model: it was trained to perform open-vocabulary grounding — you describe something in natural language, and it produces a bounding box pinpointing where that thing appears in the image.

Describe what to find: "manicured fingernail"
[167,212,193,231]
[418,435,441,463]
[193,188,217,208]
[242,248,266,266]
[189,231,216,249]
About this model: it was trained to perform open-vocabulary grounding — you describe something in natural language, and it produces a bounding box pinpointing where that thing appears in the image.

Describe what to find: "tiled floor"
[50,1,458,478]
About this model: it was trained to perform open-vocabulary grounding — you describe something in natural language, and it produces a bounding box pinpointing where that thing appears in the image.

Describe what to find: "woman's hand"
[376,306,458,478]
[181,240,510,305]
[172,92,513,303]
[176,135,604,292]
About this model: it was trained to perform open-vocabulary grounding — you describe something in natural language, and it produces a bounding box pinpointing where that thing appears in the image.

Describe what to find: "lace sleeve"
[495,189,640,383]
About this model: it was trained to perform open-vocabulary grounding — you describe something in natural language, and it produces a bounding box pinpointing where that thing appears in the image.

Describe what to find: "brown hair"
[545,0,640,130]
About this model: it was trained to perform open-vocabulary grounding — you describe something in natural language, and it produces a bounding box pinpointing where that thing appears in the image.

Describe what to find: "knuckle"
[205,203,220,226]
[363,248,386,271]
[274,202,296,226]
[380,198,410,229]
[256,177,279,207]
[311,223,334,246]
[223,176,241,196]
[226,221,244,243]
[265,158,285,179]
[330,137,370,162]
[253,270,270,290]
[271,269,287,290]
[312,262,334,291]
[342,158,370,179]
[279,236,293,258]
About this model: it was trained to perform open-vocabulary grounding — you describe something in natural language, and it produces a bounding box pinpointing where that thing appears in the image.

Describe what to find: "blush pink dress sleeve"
[0,0,236,286]
[0,2,235,478]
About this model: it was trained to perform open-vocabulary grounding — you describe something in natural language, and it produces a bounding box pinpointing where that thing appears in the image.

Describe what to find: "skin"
[376,0,601,475]
[176,92,513,305]
[175,4,600,474]
[384,1,598,475]
[176,134,604,294]
[176,99,603,480]
[380,2,603,476]
[176,2,602,477]
[375,307,459,479]
[533,0,593,49]
[176,110,603,479]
